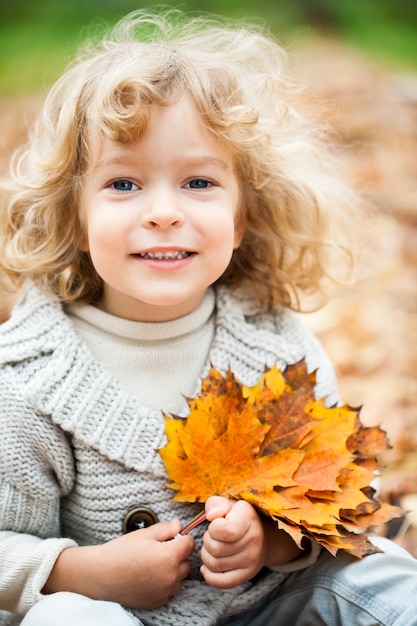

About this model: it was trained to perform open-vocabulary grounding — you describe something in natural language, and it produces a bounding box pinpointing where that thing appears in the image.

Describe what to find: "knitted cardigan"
[0,283,339,626]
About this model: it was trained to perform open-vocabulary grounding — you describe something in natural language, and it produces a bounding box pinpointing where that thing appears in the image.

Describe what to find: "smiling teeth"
[140,251,190,259]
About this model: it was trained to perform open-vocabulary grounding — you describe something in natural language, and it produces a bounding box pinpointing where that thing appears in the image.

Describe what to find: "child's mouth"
[136,251,193,260]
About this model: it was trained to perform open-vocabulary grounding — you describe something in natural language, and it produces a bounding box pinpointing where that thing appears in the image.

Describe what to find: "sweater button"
[122,507,159,534]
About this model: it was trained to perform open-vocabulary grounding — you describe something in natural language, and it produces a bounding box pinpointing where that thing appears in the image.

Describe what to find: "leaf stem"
[180,510,207,535]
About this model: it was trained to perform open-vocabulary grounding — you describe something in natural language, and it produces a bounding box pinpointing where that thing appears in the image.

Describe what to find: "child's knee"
[22,593,79,625]
[21,592,139,626]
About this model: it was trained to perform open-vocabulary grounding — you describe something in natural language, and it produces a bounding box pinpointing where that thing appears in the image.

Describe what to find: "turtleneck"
[66,288,215,414]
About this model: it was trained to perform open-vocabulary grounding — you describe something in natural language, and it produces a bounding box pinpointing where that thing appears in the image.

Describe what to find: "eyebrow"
[93,156,137,170]
[184,156,231,170]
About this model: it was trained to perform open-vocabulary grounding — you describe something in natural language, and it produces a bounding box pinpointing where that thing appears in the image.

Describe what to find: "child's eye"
[111,180,138,192]
[185,179,212,189]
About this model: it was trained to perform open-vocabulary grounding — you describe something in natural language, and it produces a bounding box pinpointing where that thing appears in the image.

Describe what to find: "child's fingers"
[200,563,248,590]
[137,519,195,557]
[207,500,255,543]
[140,518,182,541]
[205,495,233,522]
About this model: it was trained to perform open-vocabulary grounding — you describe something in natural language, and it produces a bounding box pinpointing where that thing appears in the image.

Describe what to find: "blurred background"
[1,0,417,94]
[1,0,417,552]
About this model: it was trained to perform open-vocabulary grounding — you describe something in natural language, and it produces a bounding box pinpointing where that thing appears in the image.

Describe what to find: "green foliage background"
[1,0,417,94]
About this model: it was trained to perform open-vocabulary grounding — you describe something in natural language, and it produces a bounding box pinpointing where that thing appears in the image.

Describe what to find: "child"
[1,9,416,626]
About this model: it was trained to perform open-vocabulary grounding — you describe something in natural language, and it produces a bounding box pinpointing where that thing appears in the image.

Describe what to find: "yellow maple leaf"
[158,360,402,557]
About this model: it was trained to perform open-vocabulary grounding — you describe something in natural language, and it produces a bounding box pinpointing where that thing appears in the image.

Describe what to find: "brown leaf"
[347,426,391,458]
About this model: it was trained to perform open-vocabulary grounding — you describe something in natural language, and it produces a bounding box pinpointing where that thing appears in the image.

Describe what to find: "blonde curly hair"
[0,9,360,311]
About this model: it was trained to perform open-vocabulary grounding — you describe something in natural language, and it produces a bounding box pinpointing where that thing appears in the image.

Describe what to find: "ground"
[1,38,416,554]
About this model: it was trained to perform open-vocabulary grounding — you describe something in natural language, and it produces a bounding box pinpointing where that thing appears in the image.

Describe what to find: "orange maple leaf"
[158,360,402,558]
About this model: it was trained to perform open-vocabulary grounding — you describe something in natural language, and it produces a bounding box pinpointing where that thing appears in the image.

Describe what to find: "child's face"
[81,98,243,321]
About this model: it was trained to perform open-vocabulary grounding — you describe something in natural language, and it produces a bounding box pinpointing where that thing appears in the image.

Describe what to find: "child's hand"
[96,519,194,608]
[200,496,266,589]
[44,519,195,610]
[200,496,305,589]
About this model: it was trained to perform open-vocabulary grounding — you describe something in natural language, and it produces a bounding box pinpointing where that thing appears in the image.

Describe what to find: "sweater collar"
[66,288,215,342]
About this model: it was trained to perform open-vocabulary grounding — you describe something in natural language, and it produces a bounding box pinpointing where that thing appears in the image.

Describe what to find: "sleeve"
[0,531,76,615]
[0,365,77,615]
[276,308,341,407]
[304,331,340,407]
[267,540,322,574]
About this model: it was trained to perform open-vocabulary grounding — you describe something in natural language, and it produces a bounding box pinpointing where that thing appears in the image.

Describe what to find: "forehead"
[89,99,236,172]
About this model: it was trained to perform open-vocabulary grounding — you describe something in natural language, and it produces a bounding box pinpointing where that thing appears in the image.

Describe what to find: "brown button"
[122,507,159,534]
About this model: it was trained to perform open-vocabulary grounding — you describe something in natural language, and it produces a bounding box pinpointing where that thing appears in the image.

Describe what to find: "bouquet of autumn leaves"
[158,359,401,558]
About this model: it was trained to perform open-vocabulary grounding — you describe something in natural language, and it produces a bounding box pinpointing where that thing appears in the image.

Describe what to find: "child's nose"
[141,188,183,229]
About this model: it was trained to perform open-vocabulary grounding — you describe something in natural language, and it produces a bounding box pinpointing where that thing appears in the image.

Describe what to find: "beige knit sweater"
[0,283,339,626]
